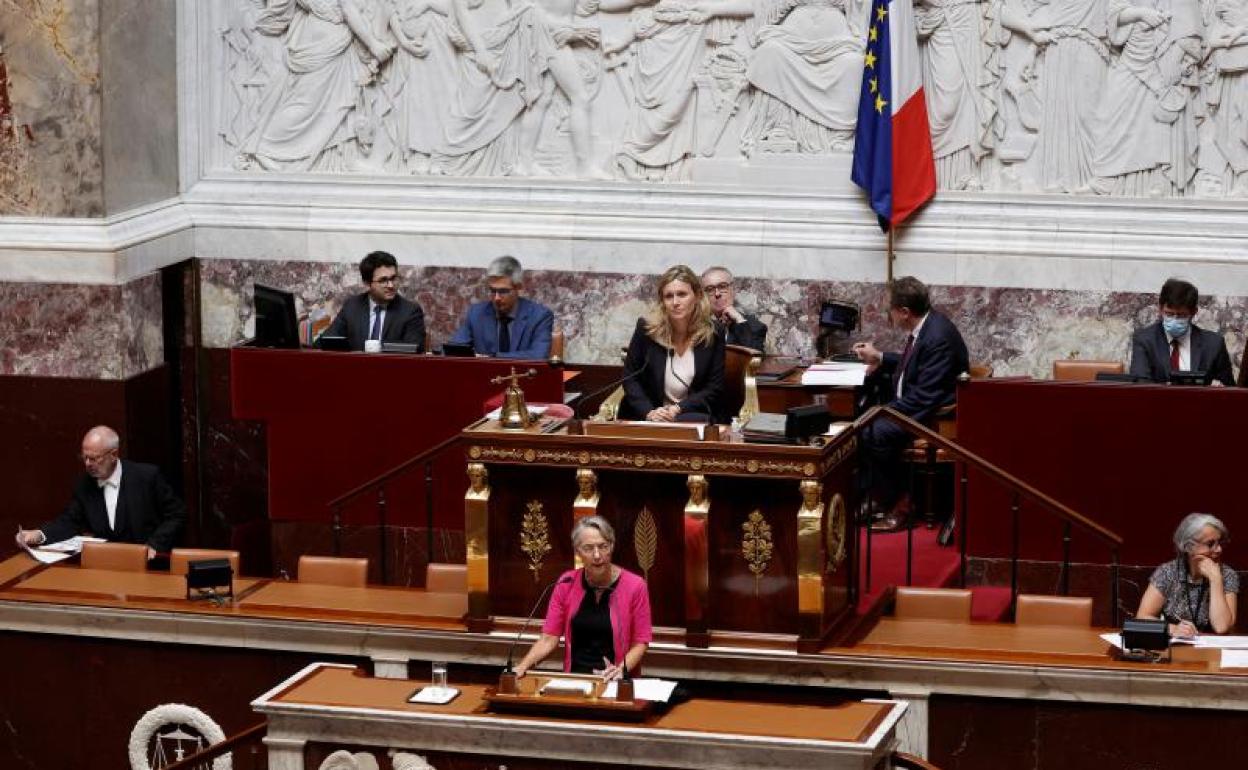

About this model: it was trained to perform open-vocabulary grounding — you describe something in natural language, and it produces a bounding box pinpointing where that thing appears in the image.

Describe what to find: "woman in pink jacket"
[514,516,653,681]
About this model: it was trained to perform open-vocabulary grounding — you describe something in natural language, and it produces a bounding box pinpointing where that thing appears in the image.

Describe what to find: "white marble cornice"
[1,178,1247,290]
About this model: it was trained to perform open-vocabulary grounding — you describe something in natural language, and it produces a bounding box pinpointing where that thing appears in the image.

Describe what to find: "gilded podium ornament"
[634,506,658,581]
[741,509,773,596]
[826,493,848,573]
[520,501,551,583]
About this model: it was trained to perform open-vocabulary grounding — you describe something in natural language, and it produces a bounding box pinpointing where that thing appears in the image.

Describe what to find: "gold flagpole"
[886,227,895,285]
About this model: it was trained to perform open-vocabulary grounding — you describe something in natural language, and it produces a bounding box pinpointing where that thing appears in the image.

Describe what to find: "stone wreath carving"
[127,703,229,770]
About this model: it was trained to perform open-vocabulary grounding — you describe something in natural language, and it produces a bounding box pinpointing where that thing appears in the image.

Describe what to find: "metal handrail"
[857,406,1123,548]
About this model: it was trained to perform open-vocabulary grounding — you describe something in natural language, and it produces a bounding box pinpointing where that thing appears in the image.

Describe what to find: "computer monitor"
[253,284,300,349]
[819,300,859,332]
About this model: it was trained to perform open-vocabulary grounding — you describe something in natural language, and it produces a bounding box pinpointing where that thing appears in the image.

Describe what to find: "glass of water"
[432,661,448,693]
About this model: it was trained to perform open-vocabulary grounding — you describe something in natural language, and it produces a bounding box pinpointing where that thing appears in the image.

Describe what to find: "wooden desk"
[254,663,906,770]
[239,581,466,623]
[756,358,857,418]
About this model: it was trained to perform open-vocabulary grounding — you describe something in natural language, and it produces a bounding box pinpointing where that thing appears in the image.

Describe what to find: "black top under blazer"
[618,318,725,421]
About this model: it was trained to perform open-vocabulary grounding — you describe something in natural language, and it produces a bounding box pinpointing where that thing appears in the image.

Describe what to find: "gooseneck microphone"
[573,356,651,420]
[503,575,574,674]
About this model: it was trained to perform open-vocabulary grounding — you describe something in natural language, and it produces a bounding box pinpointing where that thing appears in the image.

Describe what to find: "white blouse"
[664,347,696,406]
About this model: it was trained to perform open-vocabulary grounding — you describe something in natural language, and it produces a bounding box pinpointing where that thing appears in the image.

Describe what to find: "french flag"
[851,0,936,229]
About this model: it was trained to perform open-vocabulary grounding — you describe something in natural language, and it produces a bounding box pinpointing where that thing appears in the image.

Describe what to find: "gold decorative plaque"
[520,501,551,583]
[826,493,848,574]
[741,509,773,597]
[634,506,658,581]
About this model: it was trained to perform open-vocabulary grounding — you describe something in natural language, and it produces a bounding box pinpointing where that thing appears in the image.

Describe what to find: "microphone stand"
[570,357,651,429]
[500,575,570,694]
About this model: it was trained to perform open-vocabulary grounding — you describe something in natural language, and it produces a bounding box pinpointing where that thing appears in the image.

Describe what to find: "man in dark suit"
[449,255,553,359]
[701,266,767,351]
[15,426,185,559]
[1129,278,1234,387]
[320,251,426,351]
[853,277,970,530]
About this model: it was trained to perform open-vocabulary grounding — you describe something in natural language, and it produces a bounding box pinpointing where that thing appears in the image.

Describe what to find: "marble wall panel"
[0,0,104,217]
[0,272,162,378]
[199,258,1248,379]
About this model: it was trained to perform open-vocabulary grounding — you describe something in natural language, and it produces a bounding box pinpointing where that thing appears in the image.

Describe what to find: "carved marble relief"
[211,0,1248,196]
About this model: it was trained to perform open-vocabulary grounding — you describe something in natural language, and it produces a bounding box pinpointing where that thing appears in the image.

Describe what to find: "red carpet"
[856,526,1012,621]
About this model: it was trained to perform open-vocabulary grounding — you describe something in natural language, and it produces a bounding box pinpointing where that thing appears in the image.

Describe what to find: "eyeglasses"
[371,275,400,286]
[81,450,116,465]
[576,542,612,555]
[1194,538,1225,550]
[488,287,514,296]
[704,282,733,294]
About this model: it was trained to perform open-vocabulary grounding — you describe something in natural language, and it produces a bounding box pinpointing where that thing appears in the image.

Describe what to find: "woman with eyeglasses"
[1137,513,1238,636]
[617,264,725,423]
[513,516,652,681]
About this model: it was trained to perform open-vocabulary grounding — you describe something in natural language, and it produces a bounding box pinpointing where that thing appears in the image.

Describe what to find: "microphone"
[503,574,574,677]
[573,355,651,420]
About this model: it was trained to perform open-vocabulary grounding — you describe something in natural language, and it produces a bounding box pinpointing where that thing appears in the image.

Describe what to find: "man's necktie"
[498,316,512,354]
[1170,339,1181,371]
[898,334,916,372]
[369,306,382,341]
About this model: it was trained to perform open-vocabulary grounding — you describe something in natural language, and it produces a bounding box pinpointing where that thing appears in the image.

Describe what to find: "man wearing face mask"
[1129,278,1234,387]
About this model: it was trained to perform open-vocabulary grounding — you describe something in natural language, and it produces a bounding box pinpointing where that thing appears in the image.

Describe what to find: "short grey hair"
[701,265,732,282]
[85,425,120,450]
[1173,512,1228,556]
[572,515,615,549]
[486,255,523,284]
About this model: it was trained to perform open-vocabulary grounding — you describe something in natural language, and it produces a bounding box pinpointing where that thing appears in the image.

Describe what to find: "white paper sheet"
[800,363,867,387]
[601,678,678,702]
[540,678,594,696]
[1221,649,1248,668]
[18,535,105,564]
[1194,635,1248,649]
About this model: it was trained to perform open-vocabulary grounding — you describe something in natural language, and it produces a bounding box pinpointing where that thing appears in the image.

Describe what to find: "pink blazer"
[541,567,654,674]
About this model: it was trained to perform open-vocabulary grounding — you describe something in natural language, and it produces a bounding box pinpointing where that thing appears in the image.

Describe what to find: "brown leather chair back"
[549,329,565,361]
[722,343,755,420]
[426,562,468,593]
[298,555,368,587]
[1052,359,1124,381]
[1015,594,1093,627]
[81,542,148,572]
[170,549,241,577]
[895,586,973,621]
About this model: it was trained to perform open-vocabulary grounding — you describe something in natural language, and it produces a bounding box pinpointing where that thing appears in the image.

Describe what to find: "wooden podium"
[462,419,859,651]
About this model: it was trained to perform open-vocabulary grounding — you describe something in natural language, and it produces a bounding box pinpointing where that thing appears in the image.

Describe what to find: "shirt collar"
[1165,326,1191,345]
[909,312,930,341]
[98,461,123,489]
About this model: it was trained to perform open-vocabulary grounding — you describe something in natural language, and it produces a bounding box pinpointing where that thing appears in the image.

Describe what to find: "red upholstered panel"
[957,379,1248,565]
[231,348,563,529]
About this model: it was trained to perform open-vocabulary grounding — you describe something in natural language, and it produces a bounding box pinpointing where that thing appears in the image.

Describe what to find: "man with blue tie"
[15,426,185,559]
[321,251,426,351]
[449,256,554,359]
[853,277,969,531]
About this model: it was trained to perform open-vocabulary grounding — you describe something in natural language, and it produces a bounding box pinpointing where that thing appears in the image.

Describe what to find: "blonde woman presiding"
[617,265,725,423]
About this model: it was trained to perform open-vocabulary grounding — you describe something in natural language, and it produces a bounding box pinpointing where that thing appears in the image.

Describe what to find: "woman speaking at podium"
[1137,513,1239,636]
[513,516,653,681]
[617,265,725,423]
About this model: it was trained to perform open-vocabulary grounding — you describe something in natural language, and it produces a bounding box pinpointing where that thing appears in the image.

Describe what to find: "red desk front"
[231,347,564,529]
[957,378,1247,565]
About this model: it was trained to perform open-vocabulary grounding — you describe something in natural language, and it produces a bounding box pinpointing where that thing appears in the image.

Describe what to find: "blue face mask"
[1162,316,1191,338]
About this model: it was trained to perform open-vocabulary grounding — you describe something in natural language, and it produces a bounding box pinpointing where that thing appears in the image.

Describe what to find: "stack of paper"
[800,362,868,387]
[602,678,678,702]
[19,535,106,564]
